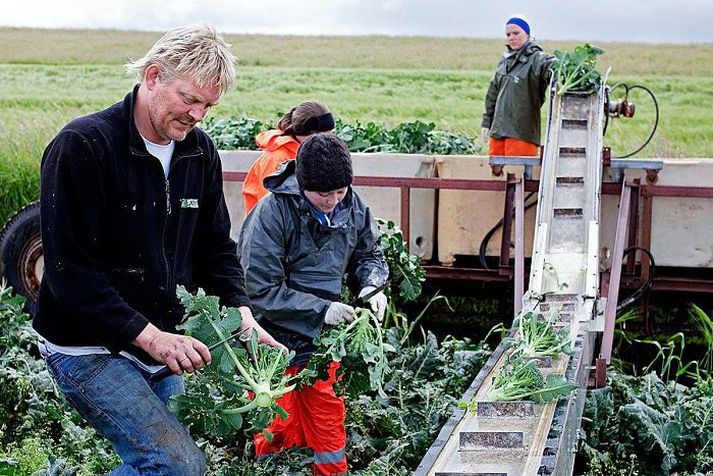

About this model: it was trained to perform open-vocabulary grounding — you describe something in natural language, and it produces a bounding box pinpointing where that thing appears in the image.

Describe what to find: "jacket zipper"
[133,145,201,324]
[165,180,171,215]
[161,178,172,309]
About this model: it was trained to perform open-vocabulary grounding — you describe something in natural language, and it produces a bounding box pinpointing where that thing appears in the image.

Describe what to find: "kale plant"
[203,114,478,155]
[553,43,605,95]
[300,308,394,399]
[506,308,572,358]
[345,326,490,472]
[0,282,118,474]
[169,286,295,437]
[487,353,576,402]
[202,116,268,150]
[578,331,713,475]
[377,218,425,304]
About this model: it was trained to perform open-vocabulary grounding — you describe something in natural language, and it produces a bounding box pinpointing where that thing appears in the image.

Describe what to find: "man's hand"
[325,302,357,325]
[133,323,211,376]
[480,127,490,144]
[237,306,288,353]
[359,286,388,321]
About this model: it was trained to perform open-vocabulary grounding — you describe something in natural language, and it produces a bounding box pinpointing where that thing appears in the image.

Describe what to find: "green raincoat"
[482,41,555,146]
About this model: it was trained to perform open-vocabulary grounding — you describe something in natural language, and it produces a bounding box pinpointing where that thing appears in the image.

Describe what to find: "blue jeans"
[45,353,206,476]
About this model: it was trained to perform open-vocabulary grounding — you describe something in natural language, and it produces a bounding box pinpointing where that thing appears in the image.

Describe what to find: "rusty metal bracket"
[589,358,608,388]
[490,164,504,177]
[514,178,525,316]
[602,147,611,167]
[600,181,634,364]
[645,168,659,183]
[489,156,541,179]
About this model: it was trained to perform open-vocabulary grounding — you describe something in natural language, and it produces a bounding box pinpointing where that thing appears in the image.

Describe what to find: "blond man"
[35,23,281,475]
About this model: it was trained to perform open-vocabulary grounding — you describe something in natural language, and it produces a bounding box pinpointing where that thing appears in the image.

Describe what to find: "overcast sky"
[3,0,712,43]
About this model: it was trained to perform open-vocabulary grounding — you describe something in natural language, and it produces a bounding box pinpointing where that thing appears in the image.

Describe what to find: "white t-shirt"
[142,135,175,179]
[37,335,164,373]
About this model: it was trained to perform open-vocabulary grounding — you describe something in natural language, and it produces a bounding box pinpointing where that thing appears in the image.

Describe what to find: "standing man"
[481,15,555,157]
[34,23,282,475]
[238,134,389,475]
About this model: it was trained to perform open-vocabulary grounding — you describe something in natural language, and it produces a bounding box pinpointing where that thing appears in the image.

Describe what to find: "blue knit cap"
[506,16,530,35]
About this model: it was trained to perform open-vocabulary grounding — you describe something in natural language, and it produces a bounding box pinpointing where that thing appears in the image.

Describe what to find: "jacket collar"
[503,41,542,73]
[263,160,300,195]
[256,129,300,153]
[124,84,203,160]
[264,160,354,227]
[504,40,542,59]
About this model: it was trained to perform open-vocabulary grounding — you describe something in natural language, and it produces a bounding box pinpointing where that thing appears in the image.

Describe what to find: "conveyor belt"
[414,84,606,476]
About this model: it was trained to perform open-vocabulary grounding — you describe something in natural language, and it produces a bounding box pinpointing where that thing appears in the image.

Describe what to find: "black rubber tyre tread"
[0,201,42,314]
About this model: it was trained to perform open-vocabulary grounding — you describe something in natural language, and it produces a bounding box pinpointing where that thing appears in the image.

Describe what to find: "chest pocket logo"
[180,198,199,209]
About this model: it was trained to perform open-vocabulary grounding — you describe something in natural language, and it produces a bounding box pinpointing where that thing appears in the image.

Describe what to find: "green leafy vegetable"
[507,309,572,358]
[377,219,426,304]
[580,366,713,475]
[487,354,576,403]
[553,43,605,96]
[344,327,491,472]
[203,116,267,150]
[301,308,394,398]
[169,286,295,435]
[202,116,479,155]
[0,282,120,474]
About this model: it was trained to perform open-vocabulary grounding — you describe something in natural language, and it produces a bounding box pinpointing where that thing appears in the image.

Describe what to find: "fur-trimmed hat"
[296,134,353,192]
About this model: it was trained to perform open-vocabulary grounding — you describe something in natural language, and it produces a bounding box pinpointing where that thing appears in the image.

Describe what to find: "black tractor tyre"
[0,201,42,317]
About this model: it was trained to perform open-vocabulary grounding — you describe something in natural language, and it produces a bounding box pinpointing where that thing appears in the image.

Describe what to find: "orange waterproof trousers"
[255,362,347,475]
[489,137,539,157]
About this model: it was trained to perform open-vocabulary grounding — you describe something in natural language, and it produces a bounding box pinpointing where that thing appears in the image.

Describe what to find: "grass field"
[1,27,713,223]
[3,27,713,76]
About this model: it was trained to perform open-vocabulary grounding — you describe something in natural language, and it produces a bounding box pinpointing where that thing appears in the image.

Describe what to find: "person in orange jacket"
[242,100,334,215]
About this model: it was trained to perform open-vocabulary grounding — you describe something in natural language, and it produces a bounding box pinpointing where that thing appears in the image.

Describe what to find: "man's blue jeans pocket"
[44,353,205,476]
[47,352,112,390]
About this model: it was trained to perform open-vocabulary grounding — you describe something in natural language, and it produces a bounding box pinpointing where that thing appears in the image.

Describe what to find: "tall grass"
[0,109,59,225]
[2,27,713,77]
[690,304,713,372]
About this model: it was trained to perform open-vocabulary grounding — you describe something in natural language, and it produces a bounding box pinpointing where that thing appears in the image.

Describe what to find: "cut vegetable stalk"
[487,354,576,403]
[169,286,296,434]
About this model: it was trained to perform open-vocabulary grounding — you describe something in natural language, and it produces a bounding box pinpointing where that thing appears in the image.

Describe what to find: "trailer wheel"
[0,202,42,316]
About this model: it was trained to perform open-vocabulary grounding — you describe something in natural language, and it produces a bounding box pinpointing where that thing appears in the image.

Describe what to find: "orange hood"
[255,129,300,155]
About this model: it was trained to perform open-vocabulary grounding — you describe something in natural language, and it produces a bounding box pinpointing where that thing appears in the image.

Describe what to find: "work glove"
[325,302,357,325]
[359,286,388,321]
[480,127,490,144]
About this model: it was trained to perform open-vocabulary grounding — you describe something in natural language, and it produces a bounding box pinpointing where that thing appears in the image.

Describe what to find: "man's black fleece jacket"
[33,86,251,357]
